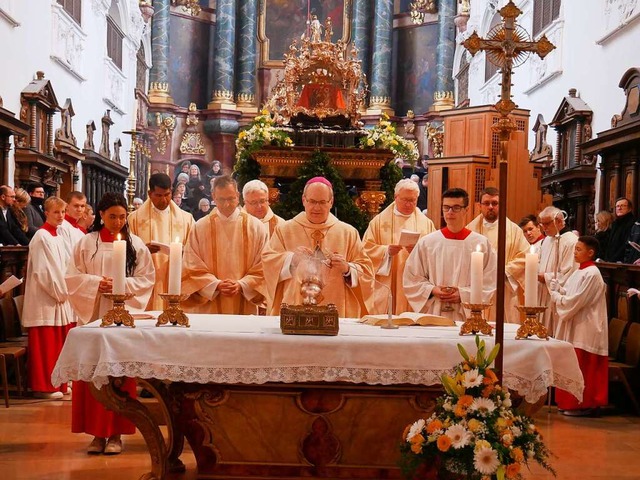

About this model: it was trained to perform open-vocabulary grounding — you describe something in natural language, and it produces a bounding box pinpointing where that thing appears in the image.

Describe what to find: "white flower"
[442,400,453,411]
[502,396,512,408]
[474,446,500,475]
[469,398,496,416]
[462,368,484,388]
[445,424,472,449]
[511,426,522,437]
[406,419,425,441]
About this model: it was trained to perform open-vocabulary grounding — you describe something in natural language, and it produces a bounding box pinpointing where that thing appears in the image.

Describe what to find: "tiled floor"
[0,397,639,479]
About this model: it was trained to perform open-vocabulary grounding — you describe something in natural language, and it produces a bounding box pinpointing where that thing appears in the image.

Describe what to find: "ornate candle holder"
[157,294,190,327]
[515,305,549,340]
[459,303,493,336]
[101,293,135,328]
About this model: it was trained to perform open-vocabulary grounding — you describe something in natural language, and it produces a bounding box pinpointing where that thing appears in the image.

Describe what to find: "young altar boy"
[549,235,608,416]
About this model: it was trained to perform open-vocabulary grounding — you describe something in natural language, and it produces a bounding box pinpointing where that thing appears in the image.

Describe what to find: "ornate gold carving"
[157,294,190,327]
[149,82,174,104]
[171,0,200,16]
[425,122,444,158]
[515,306,549,340]
[459,303,493,336]
[101,293,136,328]
[180,102,205,155]
[156,114,176,154]
[369,96,391,107]
[235,92,255,107]
[212,89,234,101]
[208,89,236,110]
[265,34,367,128]
[280,303,339,336]
[410,0,437,24]
[431,90,455,111]
[355,190,386,219]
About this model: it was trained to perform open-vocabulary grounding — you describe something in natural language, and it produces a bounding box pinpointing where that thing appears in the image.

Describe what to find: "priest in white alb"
[262,177,374,318]
[403,188,496,322]
[22,196,75,400]
[128,173,195,310]
[363,178,435,314]
[181,175,268,314]
[537,206,578,332]
[242,179,285,237]
[467,187,530,323]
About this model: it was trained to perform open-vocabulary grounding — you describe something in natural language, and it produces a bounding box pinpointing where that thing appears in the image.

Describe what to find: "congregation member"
[262,177,374,317]
[25,183,46,237]
[594,210,614,260]
[193,197,211,221]
[363,178,435,314]
[519,214,545,254]
[242,179,285,238]
[0,185,30,246]
[65,192,155,455]
[404,188,496,321]
[132,197,144,210]
[182,175,267,314]
[11,188,32,243]
[59,191,88,252]
[537,206,578,332]
[128,173,195,310]
[467,187,529,323]
[605,197,635,262]
[623,214,640,264]
[78,204,95,233]
[550,236,608,416]
[22,196,75,399]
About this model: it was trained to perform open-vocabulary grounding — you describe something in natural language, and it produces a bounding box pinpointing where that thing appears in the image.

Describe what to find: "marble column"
[351,0,372,95]
[235,0,257,113]
[209,0,237,109]
[148,0,173,104]
[368,0,394,113]
[432,0,457,111]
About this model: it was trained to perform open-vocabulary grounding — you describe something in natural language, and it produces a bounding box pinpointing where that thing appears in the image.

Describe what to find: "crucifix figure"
[462,1,555,381]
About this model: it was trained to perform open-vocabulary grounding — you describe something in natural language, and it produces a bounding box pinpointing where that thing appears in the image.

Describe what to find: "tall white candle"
[524,245,538,307]
[168,237,182,295]
[112,233,126,295]
[470,245,483,304]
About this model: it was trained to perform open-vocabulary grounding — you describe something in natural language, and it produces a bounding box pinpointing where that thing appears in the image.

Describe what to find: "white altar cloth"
[52,315,584,403]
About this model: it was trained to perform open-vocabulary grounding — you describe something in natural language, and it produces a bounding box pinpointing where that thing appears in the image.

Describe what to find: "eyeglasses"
[305,198,330,207]
[480,201,499,207]
[442,205,465,213]
[215,197,238,204]
[246,199,268,207]
[397,197,418,204]
[539,219,555,227]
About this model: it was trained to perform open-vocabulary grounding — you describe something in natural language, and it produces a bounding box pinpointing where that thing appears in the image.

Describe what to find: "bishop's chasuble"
[262,212,374,318]
[128,199,195,310]
[363,203,435,314]
[242,206,286,238]
[181,208,268,314]
[403,228,497,322]
[538,230,578,332]
[467,214,530,323]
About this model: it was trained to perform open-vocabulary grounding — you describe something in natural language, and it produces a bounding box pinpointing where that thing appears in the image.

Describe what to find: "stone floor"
[0,396,639,479]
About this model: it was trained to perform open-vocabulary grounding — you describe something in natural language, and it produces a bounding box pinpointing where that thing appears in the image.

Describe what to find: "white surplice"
[65,232,155,324]
[403,229,497,322]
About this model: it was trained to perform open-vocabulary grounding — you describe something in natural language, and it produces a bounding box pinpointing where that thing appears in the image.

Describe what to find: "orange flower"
[505,462,521,478]
[437,434,451,452]
[454,404,467,418]
[427,419,443,434]
[402,424,411,440]
[410,442,423,454]
[482,385,494,397]
[483,368,498,384]
[511,447,524,463]
[458,395,474,408]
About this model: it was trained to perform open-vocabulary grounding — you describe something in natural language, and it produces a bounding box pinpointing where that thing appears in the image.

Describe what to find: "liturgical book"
[359,312,454,327]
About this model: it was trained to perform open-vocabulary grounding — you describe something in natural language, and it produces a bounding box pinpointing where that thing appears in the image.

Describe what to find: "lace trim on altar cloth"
[52,362,584,403]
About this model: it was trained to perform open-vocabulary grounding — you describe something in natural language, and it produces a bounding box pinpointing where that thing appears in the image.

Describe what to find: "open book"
[359,312,454,327]
[0,275,22,295]
[150,241,170,255]
[398,229,420,247]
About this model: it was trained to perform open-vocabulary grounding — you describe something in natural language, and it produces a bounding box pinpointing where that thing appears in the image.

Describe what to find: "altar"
[52,316,583,480]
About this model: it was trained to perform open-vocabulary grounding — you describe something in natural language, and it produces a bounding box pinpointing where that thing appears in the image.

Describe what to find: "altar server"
[262,177,374,318]
[22,196,75,399]
[363,178,435,314]
[59,191,88,253]
[550,236,608,416]
[66,192,155,455]
[467,187,530,323]
[537,206,578,332]
[128,173,195,310]
[182,175,268,314]
[403,188,496,322]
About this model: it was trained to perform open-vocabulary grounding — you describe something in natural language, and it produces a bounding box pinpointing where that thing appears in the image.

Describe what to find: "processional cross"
[462,1,555,381]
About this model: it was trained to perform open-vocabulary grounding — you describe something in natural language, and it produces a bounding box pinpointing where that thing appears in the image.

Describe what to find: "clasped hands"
[291,247,349,275]
[432,285,460,303]
[217,279,241,296]
[98,276,113,294]
[548,279,566,295]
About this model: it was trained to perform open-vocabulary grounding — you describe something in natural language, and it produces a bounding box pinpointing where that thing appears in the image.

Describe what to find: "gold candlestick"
[157,294,190,327]
[101,293,136,328]
[459,303,493,336]
[515,306,549,340]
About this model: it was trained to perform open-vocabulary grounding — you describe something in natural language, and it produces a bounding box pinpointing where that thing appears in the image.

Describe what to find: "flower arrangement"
[235,109,294,162]
[359,113,419,165]
[400,337,555,480]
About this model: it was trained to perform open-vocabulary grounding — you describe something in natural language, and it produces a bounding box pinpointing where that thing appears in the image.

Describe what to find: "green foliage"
[272,150,370,235]
[380,161,403,209]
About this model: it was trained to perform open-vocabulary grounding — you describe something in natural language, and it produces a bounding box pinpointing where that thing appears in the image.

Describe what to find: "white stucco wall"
[0,0,147,189]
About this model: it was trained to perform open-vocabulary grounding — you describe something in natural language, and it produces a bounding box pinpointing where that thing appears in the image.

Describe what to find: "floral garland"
[359,113,419,165]
[235,109,294,162]
[400,337,555,480]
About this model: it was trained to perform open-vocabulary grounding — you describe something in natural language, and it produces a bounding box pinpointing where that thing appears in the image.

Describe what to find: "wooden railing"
[597,262,640,322]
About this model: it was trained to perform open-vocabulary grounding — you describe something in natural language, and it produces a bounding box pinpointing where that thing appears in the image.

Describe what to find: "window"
[456,54,470,106]
[57,0,81,25]
[533,0,561,37]
[107,15,124,70]
[484,12,501,82]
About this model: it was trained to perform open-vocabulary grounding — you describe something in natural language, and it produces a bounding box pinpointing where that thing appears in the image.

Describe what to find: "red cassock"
[72,379,137,437]
[28,324,75,393]
[555,347,608,410]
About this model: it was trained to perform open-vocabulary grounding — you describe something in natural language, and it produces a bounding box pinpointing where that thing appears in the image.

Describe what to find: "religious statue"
[310,15,322,43]
[425,122,444,158]
[324,17,333,42]
[112,138,121,163]
[84,121,96,150]
[405,110,416,138]
[55,98,77,146]
[180,102,206,155]
[99,110,114,159]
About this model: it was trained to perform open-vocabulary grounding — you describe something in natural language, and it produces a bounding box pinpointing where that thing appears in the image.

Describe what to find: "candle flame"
[475,244,482,252]
[175,236,180,243]
[117,233,122,241]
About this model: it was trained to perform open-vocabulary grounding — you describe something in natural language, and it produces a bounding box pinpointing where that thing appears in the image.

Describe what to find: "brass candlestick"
[101,293,136,328]
[157,294,190,327]
[459,303,493,336]
[515,305,549,340]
